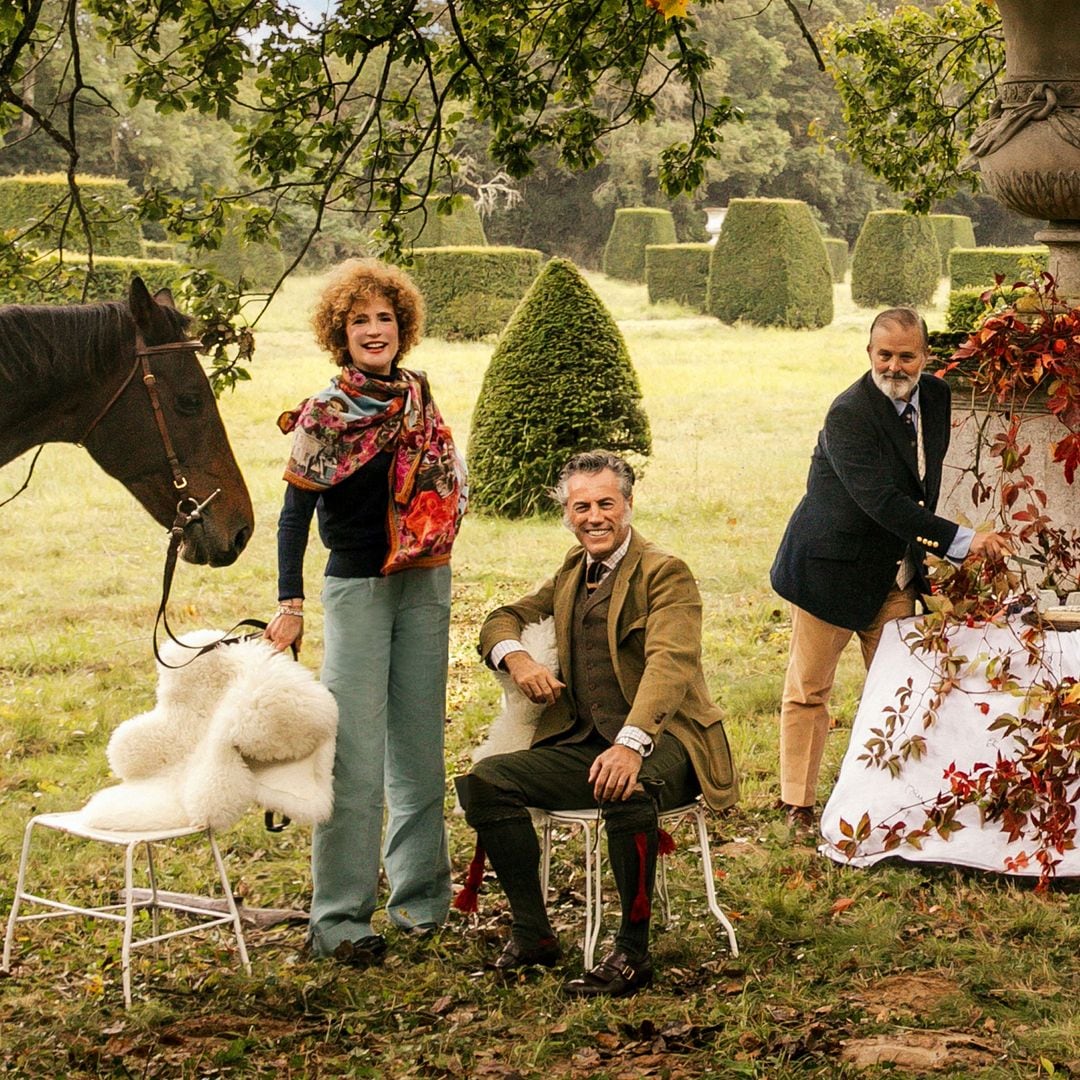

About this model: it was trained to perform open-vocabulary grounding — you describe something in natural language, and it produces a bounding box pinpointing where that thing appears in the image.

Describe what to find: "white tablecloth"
[819,617,1080,877]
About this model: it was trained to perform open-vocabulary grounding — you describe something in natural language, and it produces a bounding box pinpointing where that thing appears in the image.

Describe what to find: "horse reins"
[75,330,245,667]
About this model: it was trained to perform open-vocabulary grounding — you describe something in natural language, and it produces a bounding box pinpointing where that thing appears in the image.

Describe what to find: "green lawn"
[0,272,1075,1078]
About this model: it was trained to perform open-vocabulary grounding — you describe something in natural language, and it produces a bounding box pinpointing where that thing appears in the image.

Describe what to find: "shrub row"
[645,243,711,310]
[0,173,143,257]
[823,238,848,283]
[945,285,1029,333]
[851,211,940,308]
[948,246,1049,289]
[408,196,487,249]
[603,208,676,283]
[0,254,183,305]
[706,199,833,329]
[929,214,976,275]
[408,246,543,340]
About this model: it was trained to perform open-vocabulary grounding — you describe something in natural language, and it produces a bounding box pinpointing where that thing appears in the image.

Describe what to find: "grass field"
[1,272,1078,1077]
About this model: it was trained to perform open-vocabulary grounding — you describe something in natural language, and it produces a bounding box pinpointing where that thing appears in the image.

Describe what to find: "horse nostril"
[234,526,252,554]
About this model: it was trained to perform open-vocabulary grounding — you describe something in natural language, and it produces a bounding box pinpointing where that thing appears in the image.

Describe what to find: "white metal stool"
[534,799,739,969]
[2,811,251,1007]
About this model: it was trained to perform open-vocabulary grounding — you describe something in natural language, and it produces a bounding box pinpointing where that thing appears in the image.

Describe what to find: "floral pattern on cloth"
[278,365,467,574]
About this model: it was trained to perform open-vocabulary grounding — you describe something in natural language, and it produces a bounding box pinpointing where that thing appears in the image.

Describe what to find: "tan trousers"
[779,584,916,808]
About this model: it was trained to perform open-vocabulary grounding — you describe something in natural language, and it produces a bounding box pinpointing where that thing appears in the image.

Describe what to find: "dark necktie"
[901,402,917,448]
[585,560,606,592]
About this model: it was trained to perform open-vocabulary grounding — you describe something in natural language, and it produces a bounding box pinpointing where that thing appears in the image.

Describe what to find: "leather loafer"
[492,936,562,972]
[564,950,654,998]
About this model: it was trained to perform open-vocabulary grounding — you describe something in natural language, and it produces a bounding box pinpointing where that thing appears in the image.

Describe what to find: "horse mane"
[0,299,191,394]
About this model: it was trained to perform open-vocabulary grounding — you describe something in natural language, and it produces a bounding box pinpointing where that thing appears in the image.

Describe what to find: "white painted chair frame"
[2,811,251,1008]
[534,799,739,969]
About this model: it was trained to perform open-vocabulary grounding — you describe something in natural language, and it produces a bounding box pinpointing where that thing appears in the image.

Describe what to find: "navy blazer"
[770,371,959,632]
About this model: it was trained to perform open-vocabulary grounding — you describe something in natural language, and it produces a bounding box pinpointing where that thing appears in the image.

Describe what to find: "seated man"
[457,450,738,997]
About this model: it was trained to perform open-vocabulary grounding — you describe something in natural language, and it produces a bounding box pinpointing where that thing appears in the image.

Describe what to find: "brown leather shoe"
[777,801,816,841]
[564,950,654,998]
[492,936,562,972]
[331,935,388,968]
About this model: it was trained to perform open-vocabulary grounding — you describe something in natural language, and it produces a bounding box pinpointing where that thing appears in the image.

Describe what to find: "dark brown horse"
[0,277,253,566]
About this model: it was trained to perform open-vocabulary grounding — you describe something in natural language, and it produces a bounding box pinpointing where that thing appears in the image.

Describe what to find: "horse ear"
[153,288,177,310]
[128,276,169,335]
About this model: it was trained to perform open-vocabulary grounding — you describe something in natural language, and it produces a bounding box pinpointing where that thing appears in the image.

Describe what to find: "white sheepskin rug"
[472,617,559,763]
[79,631,338,833]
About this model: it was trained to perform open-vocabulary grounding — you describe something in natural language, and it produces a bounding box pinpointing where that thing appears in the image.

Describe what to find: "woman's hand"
[265,603,304,653]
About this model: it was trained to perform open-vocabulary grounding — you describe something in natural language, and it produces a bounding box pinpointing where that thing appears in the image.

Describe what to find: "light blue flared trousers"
[308,565,452,955]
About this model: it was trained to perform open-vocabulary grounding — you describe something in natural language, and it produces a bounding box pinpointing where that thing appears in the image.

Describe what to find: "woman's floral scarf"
[278,365,467,574]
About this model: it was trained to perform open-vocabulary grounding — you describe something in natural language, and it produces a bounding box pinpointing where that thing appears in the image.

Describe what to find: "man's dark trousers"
[460,734,699,960]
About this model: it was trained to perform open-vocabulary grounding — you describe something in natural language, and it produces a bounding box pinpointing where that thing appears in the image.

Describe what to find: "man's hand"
[503,651,565,704]
[968,530,1014,561]
[589,744,643,803]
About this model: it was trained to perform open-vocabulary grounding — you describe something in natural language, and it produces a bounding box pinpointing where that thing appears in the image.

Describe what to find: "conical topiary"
[468,258,651,517]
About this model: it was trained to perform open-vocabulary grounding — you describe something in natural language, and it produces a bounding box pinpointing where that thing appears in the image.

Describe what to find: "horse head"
[80,278,254,566]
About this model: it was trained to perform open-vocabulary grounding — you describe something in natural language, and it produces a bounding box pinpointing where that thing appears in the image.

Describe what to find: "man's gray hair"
[869,307,929,349]
[551,450,635,506]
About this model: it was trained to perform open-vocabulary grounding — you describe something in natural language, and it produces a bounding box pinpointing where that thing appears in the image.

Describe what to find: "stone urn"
[703,206,727,244]
[969,0,1080,298]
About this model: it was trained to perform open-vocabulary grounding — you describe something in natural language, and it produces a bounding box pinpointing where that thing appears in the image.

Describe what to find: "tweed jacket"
[770,370,959,632]
[479,529,738,811]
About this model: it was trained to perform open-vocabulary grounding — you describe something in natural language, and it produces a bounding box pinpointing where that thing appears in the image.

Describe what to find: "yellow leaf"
[646,0,690,18]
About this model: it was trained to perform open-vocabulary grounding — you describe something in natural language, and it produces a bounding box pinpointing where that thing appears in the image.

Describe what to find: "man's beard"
[872,368,920,400]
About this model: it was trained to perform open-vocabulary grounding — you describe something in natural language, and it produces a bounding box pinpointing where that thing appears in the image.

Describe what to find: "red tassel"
[629,831,651,923]
[658,828,676,856]
[452,839,486,913]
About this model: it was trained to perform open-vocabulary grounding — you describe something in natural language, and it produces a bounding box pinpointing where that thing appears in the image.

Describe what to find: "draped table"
[819,616,1080,877]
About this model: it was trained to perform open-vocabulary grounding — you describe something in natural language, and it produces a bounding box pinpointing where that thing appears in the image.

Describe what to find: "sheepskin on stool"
[80,632,338,832]
[472,617,558,763]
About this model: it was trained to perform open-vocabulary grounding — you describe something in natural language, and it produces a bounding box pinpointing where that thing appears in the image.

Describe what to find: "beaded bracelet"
[276,606,304,619]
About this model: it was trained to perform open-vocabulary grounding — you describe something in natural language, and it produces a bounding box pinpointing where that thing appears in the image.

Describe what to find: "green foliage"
[823,237,848,283]
[948,246,1050,290]
[408,197,487,249]
[0,0,733,302]
[850,210,940,308]
[186,226,287,293]
[0,173,143,257]
[467,258,650,517]
[706,198,833,329]
[929,214,977,275]
[945,285,1027,332]
[828,1,1002,212]
[602,209,677,283]
[0,253,183,304]
[143,241,177,260]
[645,243,711,310]
[408,246,543,341]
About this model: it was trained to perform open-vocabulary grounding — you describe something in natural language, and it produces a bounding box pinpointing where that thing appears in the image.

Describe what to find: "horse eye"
[175,393,203,416]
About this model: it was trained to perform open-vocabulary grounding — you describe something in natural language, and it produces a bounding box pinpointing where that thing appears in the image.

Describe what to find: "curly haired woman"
[265,258,467,966]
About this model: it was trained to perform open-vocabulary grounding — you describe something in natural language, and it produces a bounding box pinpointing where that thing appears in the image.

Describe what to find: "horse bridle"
[79,331,235,665]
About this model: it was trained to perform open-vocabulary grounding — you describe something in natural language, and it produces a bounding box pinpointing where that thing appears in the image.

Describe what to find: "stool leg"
[693,807,739,957]
[208,831,251,974]
[540,815,553,903]
[145,841,160,944]
[2,817,38,972]
[122,840,138,1009]
[580,819,600,970]
[656,837,672,927]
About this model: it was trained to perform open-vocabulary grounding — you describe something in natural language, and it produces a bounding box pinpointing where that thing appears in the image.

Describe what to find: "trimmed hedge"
[706,198,833,329]
[144,241,177,260]
[645,243,711,310]
[468,257,651,517]
[602,208,677,282]
[0,254,184,305]
[948,246,1049,289]
[408,196,487,248]
[946,285,1029,333]
[408,246,543,340]
[851,211,939,308]
[929,214,976,275]
[0,173,143,257]
[187,228,286,291]
[823,238,848,283]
